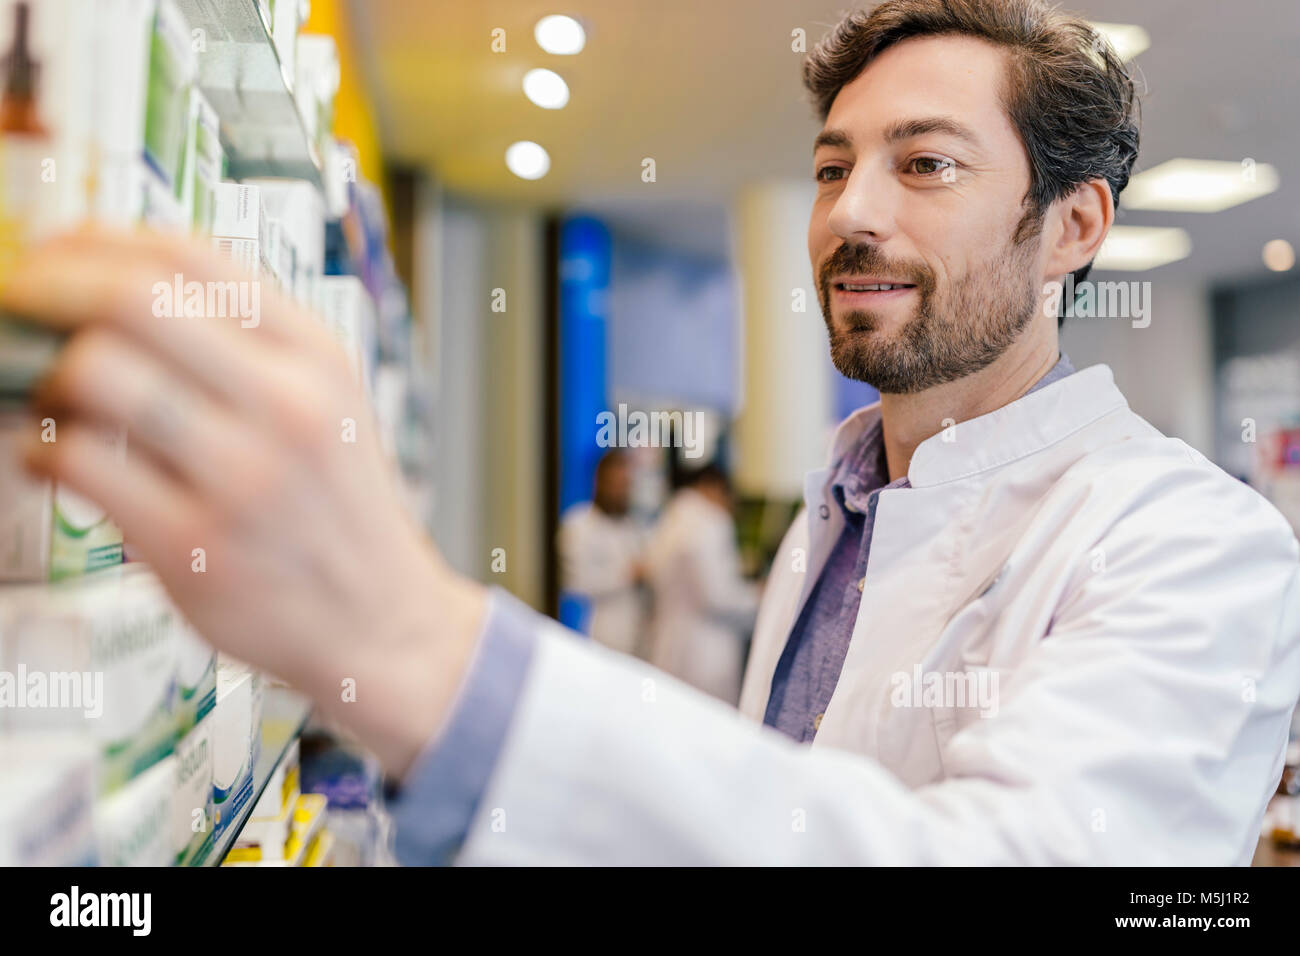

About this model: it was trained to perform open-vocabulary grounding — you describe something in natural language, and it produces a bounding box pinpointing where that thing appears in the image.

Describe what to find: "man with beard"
[10,0,1299,864]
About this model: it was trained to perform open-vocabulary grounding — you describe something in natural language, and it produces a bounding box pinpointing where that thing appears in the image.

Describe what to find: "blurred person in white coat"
[645,464,760,704]
[557,450,648,657]
[15,0,1300,865]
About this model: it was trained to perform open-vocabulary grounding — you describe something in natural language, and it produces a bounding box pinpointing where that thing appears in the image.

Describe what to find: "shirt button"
[856,577,865,592]
[818,504,830,519]
[813,713,824,731]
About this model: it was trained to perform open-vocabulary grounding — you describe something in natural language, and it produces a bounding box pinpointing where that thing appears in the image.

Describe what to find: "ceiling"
[349,0,1300,283]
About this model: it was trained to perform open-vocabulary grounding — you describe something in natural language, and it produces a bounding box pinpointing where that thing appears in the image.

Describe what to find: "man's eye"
[907,156,955,177]
[816,166,847,183]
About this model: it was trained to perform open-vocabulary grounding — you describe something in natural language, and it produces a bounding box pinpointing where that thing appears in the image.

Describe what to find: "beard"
[817,225,1041,395]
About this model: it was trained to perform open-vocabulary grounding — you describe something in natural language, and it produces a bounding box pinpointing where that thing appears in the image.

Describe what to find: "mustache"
[818,244,933,295]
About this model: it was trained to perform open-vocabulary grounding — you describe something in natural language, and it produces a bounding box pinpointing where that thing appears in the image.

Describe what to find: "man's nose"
[826,164,898,244]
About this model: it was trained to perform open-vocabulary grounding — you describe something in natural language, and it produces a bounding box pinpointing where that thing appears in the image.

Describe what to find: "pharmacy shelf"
[196,686,312,867]
[175,0,324,188]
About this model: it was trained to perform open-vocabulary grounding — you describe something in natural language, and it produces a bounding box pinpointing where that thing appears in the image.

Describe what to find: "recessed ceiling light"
[1094,226,1191,271]
[1264,239,1295,272]
[1088,22,1150,62]
[523,68,569,109]
[535,15,585,55]
[1121,158,1279,213]
[506,141,550,180]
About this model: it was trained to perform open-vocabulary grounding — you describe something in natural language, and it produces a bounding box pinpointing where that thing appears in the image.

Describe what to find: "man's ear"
[1044,179,1114,278]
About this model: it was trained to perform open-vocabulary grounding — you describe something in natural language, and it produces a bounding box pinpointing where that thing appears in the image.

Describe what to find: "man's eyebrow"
[813,116,983,154]
[884,115,982,147]
[812,128,853,153]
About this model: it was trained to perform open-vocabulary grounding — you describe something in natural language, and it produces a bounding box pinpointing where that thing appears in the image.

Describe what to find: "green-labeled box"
[172,714,214,865]
[94,753,175,867]
[0,566,178,791]
[0,412,125,582]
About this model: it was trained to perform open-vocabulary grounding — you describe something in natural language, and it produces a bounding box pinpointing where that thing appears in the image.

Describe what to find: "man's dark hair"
[803,0,1141,327]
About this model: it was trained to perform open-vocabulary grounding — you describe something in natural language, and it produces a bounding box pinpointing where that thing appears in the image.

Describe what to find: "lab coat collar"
[823,364,1127,490]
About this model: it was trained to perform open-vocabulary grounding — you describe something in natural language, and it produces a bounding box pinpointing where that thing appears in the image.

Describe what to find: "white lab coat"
[644,488,759,704]
[557,503,648,656]
[461,365,1300,864]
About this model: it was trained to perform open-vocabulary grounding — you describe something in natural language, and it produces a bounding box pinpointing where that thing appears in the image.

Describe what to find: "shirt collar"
[830,414,891,513]
[825,355,1123,491]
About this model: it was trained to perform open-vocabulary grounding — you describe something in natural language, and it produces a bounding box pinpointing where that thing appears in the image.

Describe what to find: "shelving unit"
[167,0,388,867]
[196,687,312,867]
[169,1,323,865]
[175,0,324,187]
[0,0,400,868]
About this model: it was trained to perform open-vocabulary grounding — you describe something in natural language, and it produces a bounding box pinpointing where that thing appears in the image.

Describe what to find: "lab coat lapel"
[815,479,976,764]
[743,366,1130,732]
[738,404,878,721]
[813,366,1131,767]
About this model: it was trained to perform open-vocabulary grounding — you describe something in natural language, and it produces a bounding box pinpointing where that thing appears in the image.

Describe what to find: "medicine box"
[315,275,376,388]
[0,734,97,866]
[172,713,214,865]
[95,753,175,867]
[212,182,271,278]
[0,412,126,582]
[0,566,178,792]
[211,662,256,839]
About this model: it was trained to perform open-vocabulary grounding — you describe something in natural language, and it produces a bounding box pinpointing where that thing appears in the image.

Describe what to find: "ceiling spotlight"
[1263,239,1295,272]
[523,68,569,109]
[1088,22,1150,62]
[1121,158,1279,213]
[1094,226,1191,271]
[506,141,550,180]
[535,15,585,55]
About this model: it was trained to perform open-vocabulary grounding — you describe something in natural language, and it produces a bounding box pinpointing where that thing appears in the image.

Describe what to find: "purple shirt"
[390,353,1077,862]
[762,353,1076,740]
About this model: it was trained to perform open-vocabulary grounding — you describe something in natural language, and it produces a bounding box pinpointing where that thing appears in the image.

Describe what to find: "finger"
[21,417,198,580]
[78,226,342,355]
[31,327,259,505]
[2,227,349,387]
[5,225,322,349]
[4,241,334,424]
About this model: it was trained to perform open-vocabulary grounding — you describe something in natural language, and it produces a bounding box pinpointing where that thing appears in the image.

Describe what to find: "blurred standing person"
[646,465,760,704]
[557,450,648,657]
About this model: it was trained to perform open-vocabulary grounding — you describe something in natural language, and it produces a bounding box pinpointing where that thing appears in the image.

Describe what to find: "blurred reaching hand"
[3,227,486,777]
